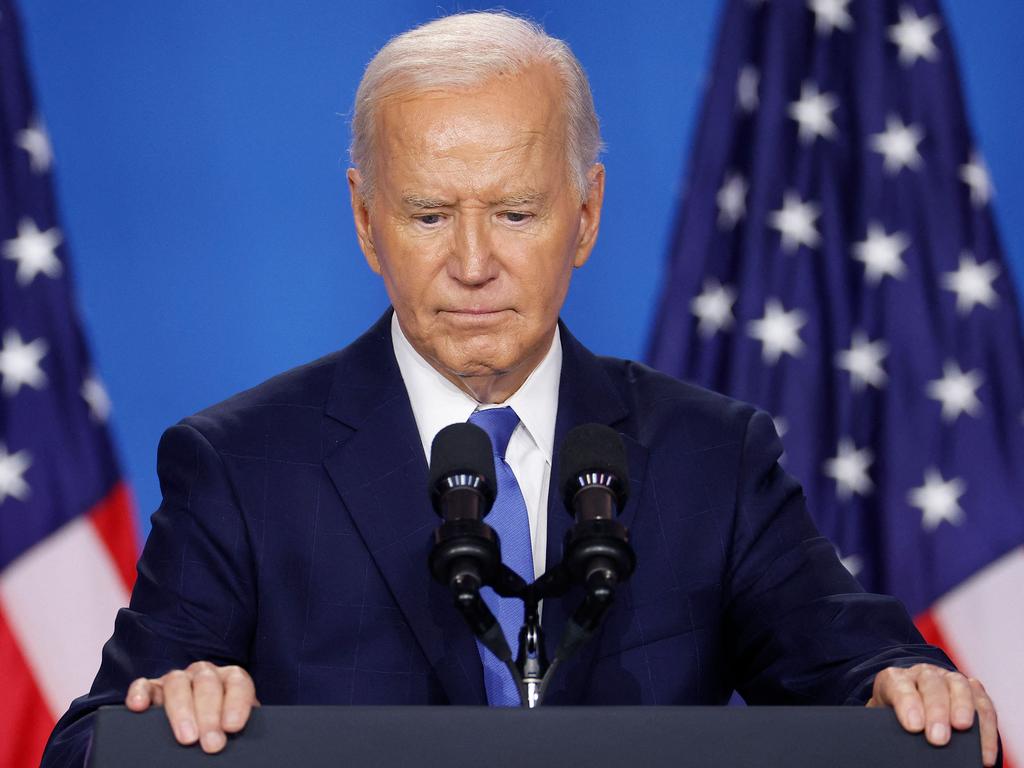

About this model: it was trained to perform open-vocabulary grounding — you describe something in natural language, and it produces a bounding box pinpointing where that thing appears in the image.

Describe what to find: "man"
[42,11,999,767]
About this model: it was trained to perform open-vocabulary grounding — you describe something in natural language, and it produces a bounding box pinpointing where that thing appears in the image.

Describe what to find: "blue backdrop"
[15,1,1024,537]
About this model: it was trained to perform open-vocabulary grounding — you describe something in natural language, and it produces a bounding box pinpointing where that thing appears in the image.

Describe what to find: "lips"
[440,308,511,323]
[446,308,504,315]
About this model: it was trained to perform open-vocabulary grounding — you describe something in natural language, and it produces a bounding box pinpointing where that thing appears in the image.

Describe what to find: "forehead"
[373,64,569,197]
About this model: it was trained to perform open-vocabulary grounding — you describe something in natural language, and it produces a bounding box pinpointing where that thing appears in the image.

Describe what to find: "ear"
[347,168,382,274]
[572,163,605,269]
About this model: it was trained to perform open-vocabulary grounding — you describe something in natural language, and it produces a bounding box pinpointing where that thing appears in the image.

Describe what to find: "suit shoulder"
[178,349,344,454]
[597,356,760,443]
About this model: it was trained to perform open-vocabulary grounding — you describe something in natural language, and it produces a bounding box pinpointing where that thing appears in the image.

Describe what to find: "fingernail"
[929,723,948,743]
[907,708,924,730]
[201,731,226,752]
[179,720,197,743]
[224,711,241,728]
[984,749,996,766]
[954,707,972,725]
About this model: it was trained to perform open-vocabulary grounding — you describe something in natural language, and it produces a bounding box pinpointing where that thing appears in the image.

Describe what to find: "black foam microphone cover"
[558,423,629,510]
[429,422,498,510]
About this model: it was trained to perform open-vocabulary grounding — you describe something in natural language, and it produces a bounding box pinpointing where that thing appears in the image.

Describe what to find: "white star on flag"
[0,328,49,397]
[908,468,965,531]
[942,252,1000,315]
[2,217,63,286]
[824,438,874,500]
[926,360,983,422]
[81,375,112,423]
[835,331,888,391]
[15,117,53,174]
[959,151,993,208]
[717,172,748,229]
[0,443,32,505]
[691,278,737,337]
[888,5,941,66]
[851,222,910,284]
[808,0,853,36]
[736,65,760,113]
[748,299,807,364]
[788,81,838,143]
[768,191,821,253]
[870,115,924,174]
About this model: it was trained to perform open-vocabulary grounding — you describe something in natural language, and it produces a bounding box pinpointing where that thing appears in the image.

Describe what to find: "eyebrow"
[493,192,547,207]
[402,194,453,209]
[400,191,548,209]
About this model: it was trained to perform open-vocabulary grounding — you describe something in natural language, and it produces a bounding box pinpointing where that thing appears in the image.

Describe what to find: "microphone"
[427,423,501,594]
[428,422,497,521]
[559,423,630,520]
[558,424,635,590]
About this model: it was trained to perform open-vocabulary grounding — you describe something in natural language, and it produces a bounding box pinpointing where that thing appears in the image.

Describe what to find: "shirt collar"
[390,312,561,465]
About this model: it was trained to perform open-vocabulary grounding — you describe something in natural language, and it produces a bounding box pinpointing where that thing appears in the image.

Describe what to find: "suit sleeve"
[723,409,953,705]
[41,422,257,767]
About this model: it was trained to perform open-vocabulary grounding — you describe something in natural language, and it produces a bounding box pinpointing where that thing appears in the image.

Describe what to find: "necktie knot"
[468,407,520,459]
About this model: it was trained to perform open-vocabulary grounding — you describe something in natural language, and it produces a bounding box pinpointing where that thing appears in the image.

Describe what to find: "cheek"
[375,241,447,310]
[515,251,574,308]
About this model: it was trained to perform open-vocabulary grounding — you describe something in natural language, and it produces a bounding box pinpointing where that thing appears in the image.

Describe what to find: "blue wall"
[15,1,1024,537]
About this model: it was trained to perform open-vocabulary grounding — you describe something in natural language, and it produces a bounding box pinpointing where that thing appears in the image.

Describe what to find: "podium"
[88,705,982,767]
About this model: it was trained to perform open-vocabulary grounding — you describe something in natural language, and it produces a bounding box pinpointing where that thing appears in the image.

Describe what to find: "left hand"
[867,663,998,767]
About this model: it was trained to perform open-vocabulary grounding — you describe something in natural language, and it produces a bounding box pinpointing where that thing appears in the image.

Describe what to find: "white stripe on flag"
[0,515,129,718]
[933,546,1024,761]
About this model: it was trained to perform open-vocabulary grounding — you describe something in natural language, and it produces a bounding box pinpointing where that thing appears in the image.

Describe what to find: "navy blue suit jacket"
[43,312,950,765]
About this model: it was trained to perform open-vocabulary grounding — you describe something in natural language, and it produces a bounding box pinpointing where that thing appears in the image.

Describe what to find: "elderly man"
[42,11,998,767]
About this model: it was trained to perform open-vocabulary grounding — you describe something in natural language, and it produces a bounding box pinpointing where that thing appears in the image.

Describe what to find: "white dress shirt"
[390,313,561,578]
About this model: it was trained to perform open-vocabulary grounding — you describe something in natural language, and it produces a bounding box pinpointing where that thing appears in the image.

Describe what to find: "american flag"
[0,1,138,765]
[648,0,1024,761]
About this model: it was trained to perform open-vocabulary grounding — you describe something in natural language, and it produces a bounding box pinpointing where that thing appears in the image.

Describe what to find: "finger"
[160,670,199,746]
[874,669,925,733]
[190,662,227,753]
[916,667,952,746]
[220,666,257,733]
[970,678,999,768]
[946,673,974,730]
[125,678,154,711]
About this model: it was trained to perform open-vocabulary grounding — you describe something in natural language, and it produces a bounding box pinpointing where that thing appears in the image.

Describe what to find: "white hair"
[349,11,604,199]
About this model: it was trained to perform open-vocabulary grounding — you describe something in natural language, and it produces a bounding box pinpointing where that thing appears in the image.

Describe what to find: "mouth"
[441,308,511,319]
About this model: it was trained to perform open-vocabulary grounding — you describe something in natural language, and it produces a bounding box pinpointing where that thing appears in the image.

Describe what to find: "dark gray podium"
[88,705,981,767]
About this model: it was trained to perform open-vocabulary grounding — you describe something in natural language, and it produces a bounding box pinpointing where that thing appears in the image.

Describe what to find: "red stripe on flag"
[87,481,139,591]
[914,610,956,659]
[916,610,1016,768]
[0,606,56,768]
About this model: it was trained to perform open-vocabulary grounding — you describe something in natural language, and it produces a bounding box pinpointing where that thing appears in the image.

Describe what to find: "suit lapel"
[321,312,486,704]
[541,323,649,703]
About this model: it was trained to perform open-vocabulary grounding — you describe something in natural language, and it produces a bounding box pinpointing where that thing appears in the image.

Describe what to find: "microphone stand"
[436,521,635,708]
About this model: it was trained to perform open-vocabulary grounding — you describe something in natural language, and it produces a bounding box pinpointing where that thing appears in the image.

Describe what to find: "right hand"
[125,661,259,753]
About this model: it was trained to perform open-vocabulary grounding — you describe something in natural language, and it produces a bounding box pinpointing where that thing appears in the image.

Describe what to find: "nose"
[447,212,497,286]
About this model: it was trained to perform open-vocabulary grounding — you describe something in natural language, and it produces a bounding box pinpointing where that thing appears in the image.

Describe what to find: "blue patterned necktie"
[468,406,534,707]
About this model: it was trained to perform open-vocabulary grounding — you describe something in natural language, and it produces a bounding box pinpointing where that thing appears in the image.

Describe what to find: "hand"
[125,662,259,754]
[867,663,998,767]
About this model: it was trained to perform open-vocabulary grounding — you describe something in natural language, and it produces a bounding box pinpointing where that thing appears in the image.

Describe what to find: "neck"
[446,368,530,405]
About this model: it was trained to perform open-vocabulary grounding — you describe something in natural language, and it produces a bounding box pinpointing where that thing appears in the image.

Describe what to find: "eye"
[415,213,444,226]
[502,211,533,224]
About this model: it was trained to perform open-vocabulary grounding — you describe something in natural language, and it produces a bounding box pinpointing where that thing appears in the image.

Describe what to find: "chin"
[436,346,518,380]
